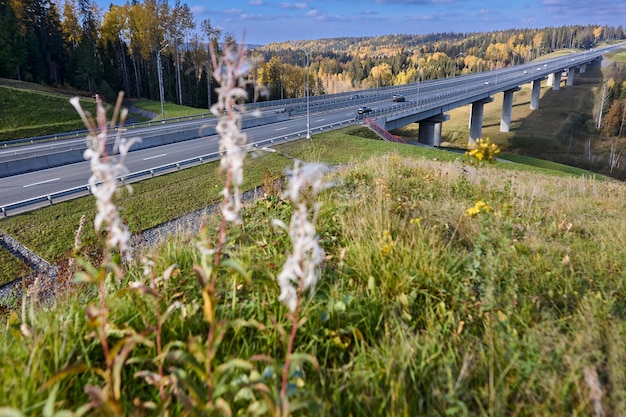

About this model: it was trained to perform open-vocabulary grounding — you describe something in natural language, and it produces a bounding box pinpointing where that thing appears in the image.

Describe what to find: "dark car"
[392,94,405,102]
[357,106,373,114]
[350,94,361,100]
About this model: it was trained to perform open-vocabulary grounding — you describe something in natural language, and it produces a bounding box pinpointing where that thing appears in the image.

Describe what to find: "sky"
[112,0,626,46]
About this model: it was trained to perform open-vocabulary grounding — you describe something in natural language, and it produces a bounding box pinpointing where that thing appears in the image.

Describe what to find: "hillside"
[1,133,625,415]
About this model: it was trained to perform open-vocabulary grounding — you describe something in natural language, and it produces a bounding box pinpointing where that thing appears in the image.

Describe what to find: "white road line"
[23,178,60,188]
[275,127,288,131]
[143,153,167,160]
[316,118,326,122]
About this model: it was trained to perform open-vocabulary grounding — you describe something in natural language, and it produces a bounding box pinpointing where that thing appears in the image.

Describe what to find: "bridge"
[266,42,626,147]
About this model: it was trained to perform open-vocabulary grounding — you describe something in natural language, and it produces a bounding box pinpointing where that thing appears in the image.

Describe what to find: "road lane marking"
[275,127,288,131]
[316,118,326,122]
[143,153,167,160]
[23,178,60,188]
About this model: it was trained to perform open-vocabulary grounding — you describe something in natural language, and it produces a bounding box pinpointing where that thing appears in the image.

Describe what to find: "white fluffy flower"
[70,94,140,260]
[275,162,329,312]
[211,44,250,224]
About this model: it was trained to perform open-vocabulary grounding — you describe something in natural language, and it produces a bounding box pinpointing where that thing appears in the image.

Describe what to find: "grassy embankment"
[1,70,626,415]
[0,79,207,141]
[0,131,625,415]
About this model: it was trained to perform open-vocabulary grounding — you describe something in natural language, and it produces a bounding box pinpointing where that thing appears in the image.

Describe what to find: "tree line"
[1,0,625,110]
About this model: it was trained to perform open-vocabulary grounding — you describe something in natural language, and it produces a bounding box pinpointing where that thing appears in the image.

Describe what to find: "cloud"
[224,8,244,15]
[189,5,206,15]
[279,2,309,9]
[361,9,379,16]
[248,0,263,5]
[240,12,290,21]
[373,0,442,4]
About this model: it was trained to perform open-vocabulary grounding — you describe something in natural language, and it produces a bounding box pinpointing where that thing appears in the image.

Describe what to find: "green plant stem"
[280,299,302,413]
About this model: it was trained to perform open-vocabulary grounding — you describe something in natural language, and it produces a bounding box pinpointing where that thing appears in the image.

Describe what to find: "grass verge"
[0,126,611,285]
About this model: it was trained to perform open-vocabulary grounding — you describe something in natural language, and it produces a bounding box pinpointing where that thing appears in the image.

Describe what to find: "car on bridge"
[357,106,373,114]
[392,94,405,102]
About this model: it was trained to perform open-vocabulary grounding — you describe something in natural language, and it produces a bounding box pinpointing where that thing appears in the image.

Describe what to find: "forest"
[1,0,625,114]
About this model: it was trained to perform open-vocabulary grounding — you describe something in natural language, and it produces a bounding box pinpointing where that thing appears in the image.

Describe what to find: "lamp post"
[157,43,169,122]
[417,62,421,107]
[291,42,311,139]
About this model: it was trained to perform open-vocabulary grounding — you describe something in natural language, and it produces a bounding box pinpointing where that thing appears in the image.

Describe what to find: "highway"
[1,43,625,215]
[0,107,360,210]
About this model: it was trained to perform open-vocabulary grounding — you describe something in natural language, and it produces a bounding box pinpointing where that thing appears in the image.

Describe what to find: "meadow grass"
[0,80,208,141]
[1,150,625,415]
[0,127,605,285]
[0,85,97,140]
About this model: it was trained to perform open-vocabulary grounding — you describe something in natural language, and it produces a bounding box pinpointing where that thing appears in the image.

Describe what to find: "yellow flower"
[378,230,395,256]
[465,200,492,217]
[466,138,500,166]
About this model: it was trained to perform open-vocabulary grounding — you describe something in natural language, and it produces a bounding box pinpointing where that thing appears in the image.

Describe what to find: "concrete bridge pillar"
[547,73,554,86]
[418,122,435,146]
[552,71,562,90]
[469,98,493,146]
[530,79,542,110]
[579,63,586,73]
[500,87,520,132]
[418,114,450,146]
[434,122,443,147]
[566,68,575,86]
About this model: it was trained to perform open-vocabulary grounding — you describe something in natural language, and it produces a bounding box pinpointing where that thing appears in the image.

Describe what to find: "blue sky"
[119,0,626,45]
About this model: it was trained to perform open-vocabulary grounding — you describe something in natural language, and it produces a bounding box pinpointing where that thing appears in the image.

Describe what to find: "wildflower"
[274,162,329,312]
[465,200,493,217]
[466,138,500,166]
[210,43,250,224]
[378,230,395,256]
[70,93,140,260]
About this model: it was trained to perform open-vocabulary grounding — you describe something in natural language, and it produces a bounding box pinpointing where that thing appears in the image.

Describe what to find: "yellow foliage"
[593,26,603,39]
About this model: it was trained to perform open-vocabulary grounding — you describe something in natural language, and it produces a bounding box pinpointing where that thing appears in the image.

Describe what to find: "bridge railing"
[364,118,407,144]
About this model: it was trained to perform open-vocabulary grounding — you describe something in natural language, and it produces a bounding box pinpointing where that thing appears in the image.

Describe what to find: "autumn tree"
[0,0,27,79]
[201,18,222,109]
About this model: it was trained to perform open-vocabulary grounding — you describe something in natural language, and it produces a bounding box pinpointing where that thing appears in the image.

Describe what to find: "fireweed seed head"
[210,43,251,224]
[275,162,331,312]
[71,94,139,260]
[283,162,330,203]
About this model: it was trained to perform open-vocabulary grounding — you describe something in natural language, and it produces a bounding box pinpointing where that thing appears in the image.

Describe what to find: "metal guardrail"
[0,118,358,218]
[0,112,217,149]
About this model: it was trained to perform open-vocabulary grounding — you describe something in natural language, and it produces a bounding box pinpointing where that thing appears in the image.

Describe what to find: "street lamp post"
[417,63,421,107]
[291,42,311,139]
[157,43,169,122]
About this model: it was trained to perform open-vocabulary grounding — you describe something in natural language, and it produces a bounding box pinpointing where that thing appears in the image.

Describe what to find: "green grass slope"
[0,140,625,415]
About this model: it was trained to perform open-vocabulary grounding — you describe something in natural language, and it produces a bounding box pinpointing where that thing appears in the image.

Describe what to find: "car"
[350,94,361,100]
[392,94,405,102]
[357,106,373,114]
[484,81,490,85]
